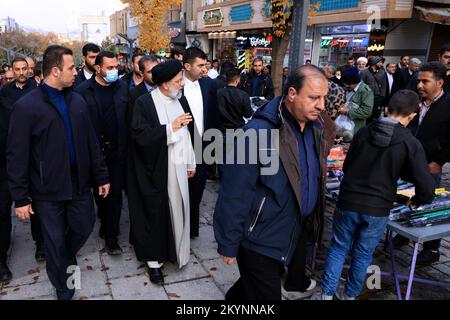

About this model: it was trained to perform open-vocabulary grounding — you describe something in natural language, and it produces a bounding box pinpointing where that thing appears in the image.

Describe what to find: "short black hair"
[219,61,235,77]
[82,43,101,57]
[284,64,327,96]
[1,63,10,69]
[131,53,143,64]
[42,45,73,77]
[400,55,409,60]
[171,48,185,59]
[306,59,312,63]
[138,54,159,73]
[95,51,116,66]
[388,89,420,117]
[212,59,219,64]
[226,68,241,83]
[347,56,355,61]
[440,43,450,56]
[183,47,207,65]
[11,57,28,67]
[419,62,447,81]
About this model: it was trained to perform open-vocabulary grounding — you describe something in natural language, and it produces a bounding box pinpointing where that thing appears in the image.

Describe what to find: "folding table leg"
[405,243,419,300]
[388,230,403,300]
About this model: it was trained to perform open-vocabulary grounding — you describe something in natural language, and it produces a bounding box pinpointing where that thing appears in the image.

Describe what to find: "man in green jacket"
[339,66,374,133]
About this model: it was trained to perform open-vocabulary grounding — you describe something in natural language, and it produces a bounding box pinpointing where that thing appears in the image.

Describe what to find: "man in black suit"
[182,47,219,238]
[75,51,129,256]
[391,57,421,96]
[128,54,159,125]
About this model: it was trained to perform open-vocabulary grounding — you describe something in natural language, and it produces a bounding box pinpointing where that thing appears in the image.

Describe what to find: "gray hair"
[357,57,368,64]
[324,63,337,75]
[138,54,159,72]
[410,58,422,65]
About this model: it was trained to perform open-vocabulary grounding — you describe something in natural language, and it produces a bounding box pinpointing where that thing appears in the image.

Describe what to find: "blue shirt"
[144,82,154,93]
[283,108,320,216]
[43,83,76,167]
[251,74,262,97]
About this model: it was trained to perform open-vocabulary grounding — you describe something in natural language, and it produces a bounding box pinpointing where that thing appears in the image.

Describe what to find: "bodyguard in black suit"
[182,47,219,238]
[128,54,159,126]
[73,43,100,88]
[75,51,128,255]
[391,58,421,96]
[7,45,109,300]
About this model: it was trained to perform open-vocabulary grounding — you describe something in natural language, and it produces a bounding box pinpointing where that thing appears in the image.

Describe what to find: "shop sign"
[203,8,224,27]
[237,34,272,48]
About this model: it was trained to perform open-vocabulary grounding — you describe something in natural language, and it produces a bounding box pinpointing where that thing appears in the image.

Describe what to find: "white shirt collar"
[183,75,199,87]
[83,68,94,80]
[156,87,175,104]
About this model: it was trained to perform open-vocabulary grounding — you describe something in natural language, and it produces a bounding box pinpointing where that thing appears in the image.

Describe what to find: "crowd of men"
[0,41,449,301]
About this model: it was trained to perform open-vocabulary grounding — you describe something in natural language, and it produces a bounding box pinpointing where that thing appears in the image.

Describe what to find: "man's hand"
[429,162,442,174]
[172,113,193,131]
[187,170,196,178]
[222,256,235,266]
[98,184,111,198]
[339,107,349,115]
[16,204,34,221]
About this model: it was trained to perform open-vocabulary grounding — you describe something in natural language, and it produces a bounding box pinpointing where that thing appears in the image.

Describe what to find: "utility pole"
[288,0,310,71]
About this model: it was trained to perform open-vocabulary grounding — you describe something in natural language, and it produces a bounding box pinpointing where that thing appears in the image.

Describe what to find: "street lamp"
[0,46,23,64]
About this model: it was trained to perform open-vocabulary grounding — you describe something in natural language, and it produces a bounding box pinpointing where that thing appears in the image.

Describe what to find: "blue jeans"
[321,207,389,298]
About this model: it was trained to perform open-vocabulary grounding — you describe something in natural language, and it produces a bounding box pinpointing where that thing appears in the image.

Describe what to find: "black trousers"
[0,176,43,262]
[225,246,285,300]
[284,220,312,291]
[0,177,12,262]
[188,163,207,238]
[33,174,95,297]
[95,155,125,242]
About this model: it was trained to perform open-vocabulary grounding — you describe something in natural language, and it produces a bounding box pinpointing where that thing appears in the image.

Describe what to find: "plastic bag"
[335,114,355,142]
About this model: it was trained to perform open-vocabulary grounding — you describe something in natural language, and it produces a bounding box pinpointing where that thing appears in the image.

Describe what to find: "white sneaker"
[310,289,333,300]
[335,288,355,300]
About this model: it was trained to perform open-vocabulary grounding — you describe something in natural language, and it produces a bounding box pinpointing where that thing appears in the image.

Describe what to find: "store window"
[318,24,371,67]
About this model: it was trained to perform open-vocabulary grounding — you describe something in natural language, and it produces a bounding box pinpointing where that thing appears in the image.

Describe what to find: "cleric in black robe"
[127,60,196,284]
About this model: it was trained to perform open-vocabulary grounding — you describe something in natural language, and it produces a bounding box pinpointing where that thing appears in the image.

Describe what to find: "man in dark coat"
[74,43,100,88]
[75,51,128,255]
[214,65,336,300]
[7,45,109,300]
[0,57,44,273]
[240,57,275,100]
[127,60,196,284]
[182,47,219,238]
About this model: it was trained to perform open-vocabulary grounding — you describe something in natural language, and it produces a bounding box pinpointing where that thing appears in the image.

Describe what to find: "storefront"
[236,30,273,71]
[316,23,371,67]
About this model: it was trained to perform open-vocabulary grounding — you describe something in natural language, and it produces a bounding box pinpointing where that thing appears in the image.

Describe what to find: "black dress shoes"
[147,266,164,285]
[35,244,46,263]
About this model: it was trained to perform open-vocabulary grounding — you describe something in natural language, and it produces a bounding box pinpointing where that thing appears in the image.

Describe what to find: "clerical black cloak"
[127,92,194,263]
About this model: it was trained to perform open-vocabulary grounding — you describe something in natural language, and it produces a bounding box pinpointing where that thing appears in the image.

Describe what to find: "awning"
[415,6,450,25]
[208,31,237,40]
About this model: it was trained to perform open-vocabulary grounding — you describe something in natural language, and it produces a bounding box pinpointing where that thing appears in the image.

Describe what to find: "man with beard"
[439,44,450,93]
[75,51,128,256]
[128,54,159,125]
[127,60,196,284]
[123,53,144,89]
[0,57,44,272]
[25,57,36,81]
[74,43,101,88]
[392,62,450,265]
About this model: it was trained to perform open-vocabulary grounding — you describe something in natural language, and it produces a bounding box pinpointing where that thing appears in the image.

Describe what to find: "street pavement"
[1,167,450,300]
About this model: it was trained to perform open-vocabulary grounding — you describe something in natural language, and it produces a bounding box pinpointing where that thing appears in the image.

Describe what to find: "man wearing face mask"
[127,60,196,284]
[75,51,128,256]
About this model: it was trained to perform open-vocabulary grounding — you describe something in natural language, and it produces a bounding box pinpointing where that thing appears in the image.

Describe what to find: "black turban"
[152,59,183,86]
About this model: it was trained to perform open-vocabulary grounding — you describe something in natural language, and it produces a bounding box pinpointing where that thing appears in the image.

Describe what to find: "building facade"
[80,15,110,45]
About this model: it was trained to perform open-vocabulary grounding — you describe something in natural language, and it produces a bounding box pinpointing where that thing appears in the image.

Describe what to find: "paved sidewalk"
[1,170,450,300]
